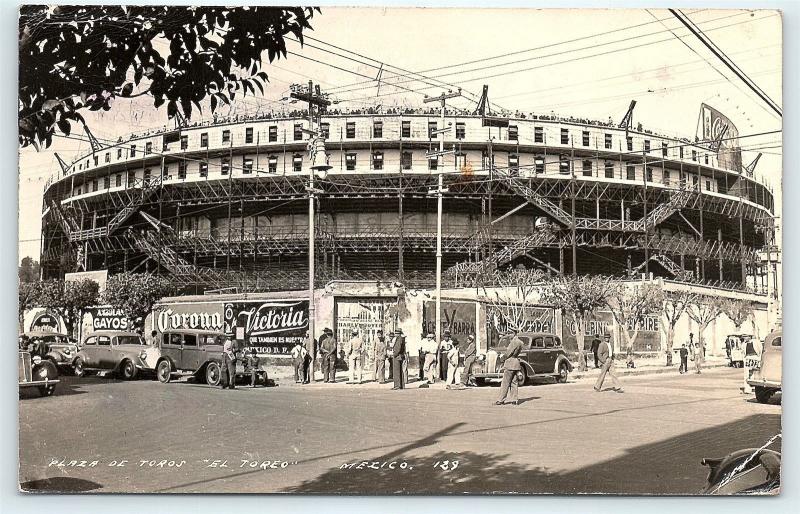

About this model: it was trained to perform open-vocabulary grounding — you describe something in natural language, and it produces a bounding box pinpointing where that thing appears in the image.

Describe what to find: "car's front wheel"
[755,386,775,404]
[556,361,570,383]
[205,362,221,386]
[156,360,172,383]
[73,357,86,378]
[120,359,138,380]
[35,361,58,397]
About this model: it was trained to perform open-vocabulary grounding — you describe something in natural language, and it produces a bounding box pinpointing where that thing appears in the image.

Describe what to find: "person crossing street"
[495,329,523,406]
[594,334,623,393]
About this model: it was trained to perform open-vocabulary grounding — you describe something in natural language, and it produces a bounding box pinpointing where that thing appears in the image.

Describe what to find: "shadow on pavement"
[280,413,781,495]
[20,476,103,493]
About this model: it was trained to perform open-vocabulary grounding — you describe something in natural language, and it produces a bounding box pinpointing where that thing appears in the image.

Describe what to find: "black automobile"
[471,332,573,386]
[18,340,59,397]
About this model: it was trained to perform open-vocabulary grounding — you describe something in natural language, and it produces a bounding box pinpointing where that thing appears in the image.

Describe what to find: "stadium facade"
[40,110,776,296]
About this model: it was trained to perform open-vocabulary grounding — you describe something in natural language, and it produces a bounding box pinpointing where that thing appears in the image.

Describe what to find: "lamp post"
[290,81,330,378]
[424,89,460,374]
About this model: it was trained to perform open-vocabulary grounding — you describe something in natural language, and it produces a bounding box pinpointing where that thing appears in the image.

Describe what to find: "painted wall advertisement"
[82,307,131,332]
[422,301,477,343]
[153,300,308,355]
[29,310,63,333]
[701,103,742,173]
[561,311,661,353]
[485,305,556,349]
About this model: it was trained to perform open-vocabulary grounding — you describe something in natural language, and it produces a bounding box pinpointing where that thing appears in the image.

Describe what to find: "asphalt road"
[18,368,781,494]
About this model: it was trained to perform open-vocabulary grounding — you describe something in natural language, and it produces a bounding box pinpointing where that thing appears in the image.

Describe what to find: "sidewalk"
[570,356,730,380]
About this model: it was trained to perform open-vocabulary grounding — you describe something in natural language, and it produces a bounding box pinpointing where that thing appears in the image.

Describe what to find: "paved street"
[19,368,781,494]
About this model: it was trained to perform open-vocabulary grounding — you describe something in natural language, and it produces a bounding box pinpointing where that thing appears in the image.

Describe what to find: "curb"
[570,362,729,380]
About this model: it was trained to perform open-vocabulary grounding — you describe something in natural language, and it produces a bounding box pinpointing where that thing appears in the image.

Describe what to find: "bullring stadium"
[40,101,776,298]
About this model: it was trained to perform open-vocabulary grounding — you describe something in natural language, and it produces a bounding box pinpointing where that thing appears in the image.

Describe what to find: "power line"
[669,9,781,117]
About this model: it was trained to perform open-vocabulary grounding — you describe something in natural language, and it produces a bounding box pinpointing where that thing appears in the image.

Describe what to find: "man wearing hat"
[320,328,338,383]
[594,333,623,393]
[373,330,387,383]
[346,328,364,384]
[422,332,439,384]
[391,328,406,390]
[495,329,523,405]
[459,334,478,387]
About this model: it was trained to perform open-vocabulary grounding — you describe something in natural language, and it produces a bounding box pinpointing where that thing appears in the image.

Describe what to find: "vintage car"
[155,329,268,386]
[471,332,573,386]
[725,334,753,368]
[19,346,59,397]
[701,447,780,494]
[73,331,159,380]
[748,329,781,404]
[22,331,78,373]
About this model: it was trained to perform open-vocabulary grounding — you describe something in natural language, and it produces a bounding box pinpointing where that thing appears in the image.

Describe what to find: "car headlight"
[139,350,148,360]
[32,355,42,365]
[63,348,71,355]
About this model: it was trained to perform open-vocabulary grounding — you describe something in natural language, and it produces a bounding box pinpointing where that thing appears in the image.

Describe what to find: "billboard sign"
[82,307,131,332]
[485,305,556,350]
[29,310,62,333]
[223,300,309,355]
[700,103,742,172]
[65,270,109,293]
[422,301,477,342]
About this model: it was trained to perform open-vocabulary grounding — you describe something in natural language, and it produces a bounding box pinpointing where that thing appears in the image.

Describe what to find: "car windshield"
[117,336,144,345]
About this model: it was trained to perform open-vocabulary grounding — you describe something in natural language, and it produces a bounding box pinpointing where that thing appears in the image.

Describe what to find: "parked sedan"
[471,332,573,386]
[73,331,159,380]
[22,331,77,374]
[748,329,781,404]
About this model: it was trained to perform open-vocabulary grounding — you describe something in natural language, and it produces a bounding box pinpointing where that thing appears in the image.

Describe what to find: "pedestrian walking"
[373,330,387,383]
[446,340,460,385]
[320,328,337,383]
[495,329,523,406]
[679,343,689,374]
[594,334,623,393]
[291,340,307,383]
[694,341,705,374]
[220,337,237,390]
[391,329,406,390]
[422,333,438,384]
[346,329,364,384]
[590,334,601,368]
[459,334,477,387]
[303,330,317,383]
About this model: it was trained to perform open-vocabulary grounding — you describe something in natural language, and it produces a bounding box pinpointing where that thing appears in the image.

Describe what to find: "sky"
[17,7,783,263]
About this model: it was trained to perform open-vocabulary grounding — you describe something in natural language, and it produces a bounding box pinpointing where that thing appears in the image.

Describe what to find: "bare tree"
[540,274,615,371]
[606,281,664,364]
[483,268,547,333]
[659,290,697,366]
[687,295,725,349]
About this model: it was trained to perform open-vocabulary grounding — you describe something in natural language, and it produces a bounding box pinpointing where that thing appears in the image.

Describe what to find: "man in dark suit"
[459,334,477,387]
[391,328,406,390]
[303,330,317,383]
[590,334,602,368]
[373,330,387,383]
[679,343,689,374]
[320,327,337,383]
[495,329,523,406]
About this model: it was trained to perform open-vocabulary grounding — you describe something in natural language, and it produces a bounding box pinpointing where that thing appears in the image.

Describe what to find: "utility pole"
[424,89,460,361]
[290,81,331,371]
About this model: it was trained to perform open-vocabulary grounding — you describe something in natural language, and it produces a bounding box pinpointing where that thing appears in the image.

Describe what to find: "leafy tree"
[605,281,664,362]
[18,281,42,331]
[19,5,319,148]
[103,273,174,330]
[687,295,725,349]
[34,278,99,337]
[659,290,697,366]
[18,257,41,283]
[540,275,615,371]
[721,299,755,332]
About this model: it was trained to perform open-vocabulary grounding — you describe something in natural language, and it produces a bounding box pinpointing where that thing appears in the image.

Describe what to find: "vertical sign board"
[223,300,309,355]
[561,311,615,353]
[422,301,478,344]
[484,305,556,350]
[334,298,393,370]
[701,103,742,172]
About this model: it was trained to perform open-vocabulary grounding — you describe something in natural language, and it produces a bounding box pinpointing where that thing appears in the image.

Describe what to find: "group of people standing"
[289,328,480,391]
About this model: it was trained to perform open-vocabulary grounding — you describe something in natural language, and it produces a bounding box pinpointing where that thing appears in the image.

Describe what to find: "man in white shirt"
[290,340,307,383]
[422,333,438,384]
[346,329,364,384]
